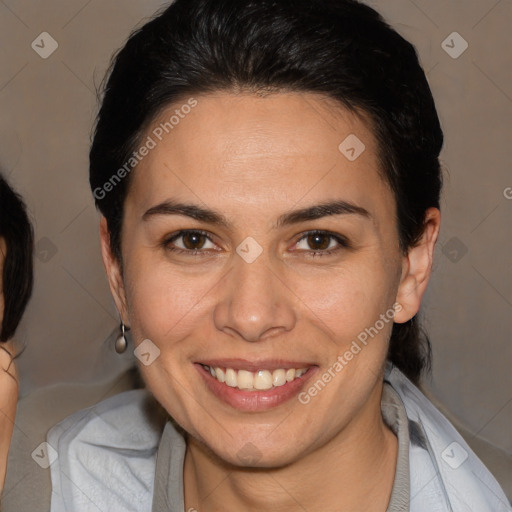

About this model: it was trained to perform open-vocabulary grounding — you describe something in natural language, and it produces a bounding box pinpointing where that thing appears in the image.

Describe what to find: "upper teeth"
[205,366,308,391]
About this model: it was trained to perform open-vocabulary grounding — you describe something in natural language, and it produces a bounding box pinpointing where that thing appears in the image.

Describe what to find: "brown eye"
[294,230,349,257]
[165,230,217,254]
[181,232,207,250]
[306,233,331,251]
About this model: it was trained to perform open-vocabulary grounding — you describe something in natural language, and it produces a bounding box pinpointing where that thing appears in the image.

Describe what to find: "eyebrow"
[142,199,371,228]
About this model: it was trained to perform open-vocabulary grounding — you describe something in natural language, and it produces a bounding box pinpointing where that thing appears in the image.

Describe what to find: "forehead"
[127,91,392,223]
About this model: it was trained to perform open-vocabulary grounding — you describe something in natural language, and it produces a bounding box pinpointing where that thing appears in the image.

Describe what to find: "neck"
[183,383,398,512]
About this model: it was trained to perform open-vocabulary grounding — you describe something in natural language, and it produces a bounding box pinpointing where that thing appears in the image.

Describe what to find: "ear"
[394,208,441,323]
[99,217,129,323]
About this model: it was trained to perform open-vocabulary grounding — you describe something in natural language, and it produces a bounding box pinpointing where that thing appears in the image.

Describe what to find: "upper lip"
[197,358,315,372]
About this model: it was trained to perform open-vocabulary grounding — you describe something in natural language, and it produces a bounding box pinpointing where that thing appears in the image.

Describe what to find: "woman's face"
[103,91,434,467]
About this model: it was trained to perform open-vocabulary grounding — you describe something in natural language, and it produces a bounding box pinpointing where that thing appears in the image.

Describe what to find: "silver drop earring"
[115,323,130,354]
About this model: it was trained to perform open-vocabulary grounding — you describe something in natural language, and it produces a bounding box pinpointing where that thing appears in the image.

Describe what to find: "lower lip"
[196,364,317,412]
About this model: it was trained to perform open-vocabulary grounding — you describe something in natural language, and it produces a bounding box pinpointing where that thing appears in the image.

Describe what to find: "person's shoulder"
[385,363,512,512]
[48,388,165,447]
[47,389,167,512]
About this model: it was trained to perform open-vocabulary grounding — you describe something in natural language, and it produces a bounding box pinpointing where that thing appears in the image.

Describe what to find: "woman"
[48,0,511,510]
[0,174,33,493]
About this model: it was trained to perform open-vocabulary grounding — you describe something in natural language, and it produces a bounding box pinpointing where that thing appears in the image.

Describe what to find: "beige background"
[1,0,510,481]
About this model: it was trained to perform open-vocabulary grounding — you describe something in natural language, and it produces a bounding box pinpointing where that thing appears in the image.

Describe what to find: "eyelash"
[163,229,350,258]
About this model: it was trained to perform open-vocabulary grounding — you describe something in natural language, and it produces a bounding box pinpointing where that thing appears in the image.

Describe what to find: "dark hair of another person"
[89,0,444,384]
[0,175,34,342]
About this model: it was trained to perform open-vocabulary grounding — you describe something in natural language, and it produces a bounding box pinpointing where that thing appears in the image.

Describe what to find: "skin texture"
[101,91,440,511]
[0,237,18,493]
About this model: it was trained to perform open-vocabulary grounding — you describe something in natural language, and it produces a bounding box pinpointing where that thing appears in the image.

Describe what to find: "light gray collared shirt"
[151,382,411,512]
[48,364,512,511]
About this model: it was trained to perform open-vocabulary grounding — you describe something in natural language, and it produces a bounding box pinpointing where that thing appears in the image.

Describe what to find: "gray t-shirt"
[151,382,411,511]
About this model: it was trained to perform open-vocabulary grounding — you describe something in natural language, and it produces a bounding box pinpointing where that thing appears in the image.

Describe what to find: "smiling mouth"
[201,364,310,392]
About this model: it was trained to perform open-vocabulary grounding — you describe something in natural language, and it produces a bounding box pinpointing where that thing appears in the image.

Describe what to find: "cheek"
[123,258,220,347]
[122,258,220,427]
[288,257,397,342]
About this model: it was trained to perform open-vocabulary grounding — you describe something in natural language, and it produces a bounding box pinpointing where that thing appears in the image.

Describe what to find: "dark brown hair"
[0,174,34,341]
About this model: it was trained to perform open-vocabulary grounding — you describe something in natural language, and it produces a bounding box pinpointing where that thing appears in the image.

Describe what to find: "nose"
[213,251,297,342]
